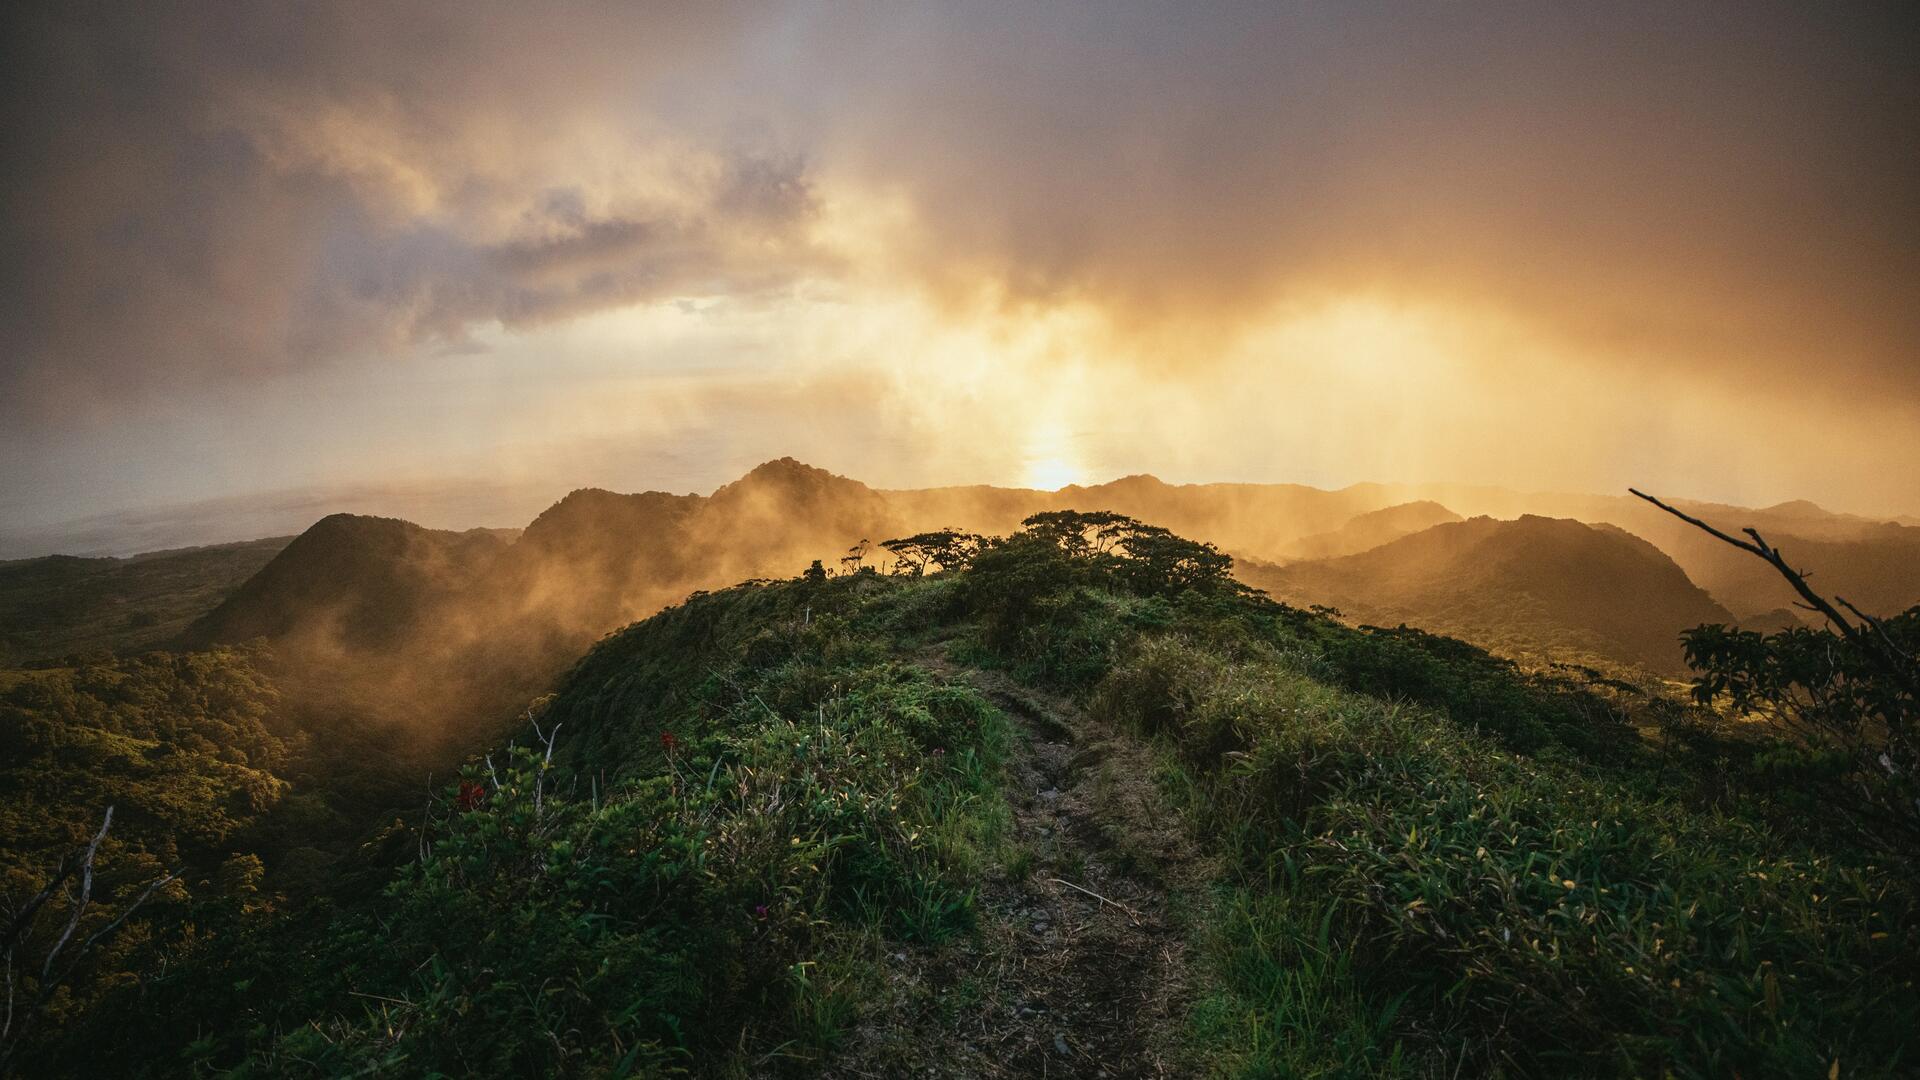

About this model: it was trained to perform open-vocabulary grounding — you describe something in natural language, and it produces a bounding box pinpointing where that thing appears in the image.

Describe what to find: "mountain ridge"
[1241,514,1736,672]
[113,459,1918,736]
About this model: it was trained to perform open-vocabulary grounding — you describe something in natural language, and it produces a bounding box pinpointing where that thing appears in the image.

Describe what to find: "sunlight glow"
[1021,456,1082,491]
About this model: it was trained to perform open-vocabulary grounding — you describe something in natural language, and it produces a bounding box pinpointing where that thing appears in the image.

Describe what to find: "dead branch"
[1630,488,1920,700]
[1,806,177,1068]
[1629,489,1858,636]
[38,808,113,982]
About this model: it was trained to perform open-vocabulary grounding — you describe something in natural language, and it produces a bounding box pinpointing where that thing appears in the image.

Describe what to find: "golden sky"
[3,2,1916,537]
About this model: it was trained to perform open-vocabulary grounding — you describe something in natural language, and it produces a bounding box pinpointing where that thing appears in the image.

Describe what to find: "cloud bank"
[3,1,1916,523]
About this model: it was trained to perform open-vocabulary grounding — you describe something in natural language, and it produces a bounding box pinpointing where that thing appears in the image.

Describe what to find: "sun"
[1021,456,1083,491]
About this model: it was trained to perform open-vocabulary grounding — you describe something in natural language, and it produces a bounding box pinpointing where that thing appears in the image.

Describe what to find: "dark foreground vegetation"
[2,512,1914,1076]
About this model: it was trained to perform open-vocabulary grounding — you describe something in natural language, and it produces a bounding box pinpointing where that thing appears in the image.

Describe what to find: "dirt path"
[831,664,1210,1078]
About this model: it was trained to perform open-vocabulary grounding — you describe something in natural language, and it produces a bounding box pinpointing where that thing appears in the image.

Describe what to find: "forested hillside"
[0,538,288,665]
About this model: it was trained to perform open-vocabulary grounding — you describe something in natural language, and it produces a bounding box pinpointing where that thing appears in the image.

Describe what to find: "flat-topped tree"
[1007,510,1245,598]
[879,529,985,576]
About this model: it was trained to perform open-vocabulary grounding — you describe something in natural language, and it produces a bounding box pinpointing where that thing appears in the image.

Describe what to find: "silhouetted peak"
[520,488,700,549]
[288,513,439,552]
[711,458,870,503]
[1072,473,1168,493]
[306,511,420,531]
[1384,499,1451,514]
[1243,512,1731,672]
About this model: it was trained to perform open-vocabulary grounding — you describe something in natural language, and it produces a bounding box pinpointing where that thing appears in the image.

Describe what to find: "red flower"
[455,779,487,812]
[660,730,679,755]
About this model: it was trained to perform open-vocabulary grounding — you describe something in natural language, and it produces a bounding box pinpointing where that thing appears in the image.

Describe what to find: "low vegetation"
[2,511,1913,1076]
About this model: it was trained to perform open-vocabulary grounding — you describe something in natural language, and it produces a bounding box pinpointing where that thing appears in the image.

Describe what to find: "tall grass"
[1094,636,1918,1078]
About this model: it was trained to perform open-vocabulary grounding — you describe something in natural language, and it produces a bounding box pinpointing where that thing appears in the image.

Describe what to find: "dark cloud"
[1,0,1915,515]
[0,2,804,410]
[763,2,1920,396]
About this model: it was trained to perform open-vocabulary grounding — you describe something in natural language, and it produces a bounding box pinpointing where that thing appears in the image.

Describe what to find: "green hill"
[7,514,1913,1077]
[1241,515,1736,672]
[0,537,289,665]
[181,515,514,651]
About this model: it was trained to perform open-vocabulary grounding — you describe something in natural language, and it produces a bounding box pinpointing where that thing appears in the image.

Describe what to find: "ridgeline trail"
[832,658,1212,1078]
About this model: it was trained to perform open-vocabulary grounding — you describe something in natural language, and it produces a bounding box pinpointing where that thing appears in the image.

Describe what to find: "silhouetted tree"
[1634,489,1920,844]
[839,539,870,575]
[1014,510,1242,598]
[1019,510,1134,557]
[879,529,985,576]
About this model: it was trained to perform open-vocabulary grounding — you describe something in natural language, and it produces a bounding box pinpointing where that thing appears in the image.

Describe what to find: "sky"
[3,2,1917,551]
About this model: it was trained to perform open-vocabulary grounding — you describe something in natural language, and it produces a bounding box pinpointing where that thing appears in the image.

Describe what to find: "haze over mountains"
[31,456,1872,744]
[5,462,1918,1072]
[8,455,1912,727]
[1240,516,1735,672]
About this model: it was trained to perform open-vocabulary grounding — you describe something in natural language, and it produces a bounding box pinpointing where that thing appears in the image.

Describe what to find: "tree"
[839,540,870,575]
[1019,510,1135,558]
[1108,523,1239,597]
[1632,489,1920,844]
[879,529,985,576]
[1015,511,1242,598]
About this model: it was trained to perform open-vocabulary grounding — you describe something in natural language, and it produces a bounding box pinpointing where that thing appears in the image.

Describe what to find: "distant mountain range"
[1279,500,1464,561]
[12,458,1915,735]
[1239,515,1734,673]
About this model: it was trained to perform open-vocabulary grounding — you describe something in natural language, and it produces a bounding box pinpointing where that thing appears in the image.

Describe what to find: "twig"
[68,872,176,968]
[1630,489,1857,637]
[1839,596,1919,665]
[1045,878,1140,923]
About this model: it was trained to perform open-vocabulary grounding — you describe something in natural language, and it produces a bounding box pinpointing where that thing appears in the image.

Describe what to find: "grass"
[15,521,1917,1077]
[1089,635,1918,1078]
[32,576,1018,1077]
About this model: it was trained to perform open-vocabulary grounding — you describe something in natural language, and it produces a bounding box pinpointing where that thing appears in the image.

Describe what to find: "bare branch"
[2,807,182,1069]
[65,873,176,975]
[40,808,112,981]
[1631,488,1920,701]
[1,857,75,958]
[1839,596,1919,665]
[1630,489,1861,639]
